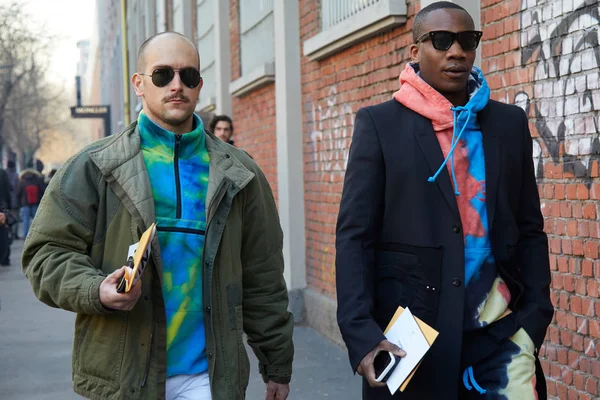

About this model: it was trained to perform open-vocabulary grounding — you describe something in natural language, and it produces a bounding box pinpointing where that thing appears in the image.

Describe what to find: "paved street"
[0,239,361,399]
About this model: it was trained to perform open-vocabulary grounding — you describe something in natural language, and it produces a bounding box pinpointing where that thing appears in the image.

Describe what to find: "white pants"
[166,372,212,400]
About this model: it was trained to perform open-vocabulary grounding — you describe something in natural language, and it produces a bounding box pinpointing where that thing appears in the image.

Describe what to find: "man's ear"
[132,73,144,97]
[409,44,420,63]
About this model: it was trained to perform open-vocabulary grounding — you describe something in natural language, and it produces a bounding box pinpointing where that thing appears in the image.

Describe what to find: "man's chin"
[162,109,194,125]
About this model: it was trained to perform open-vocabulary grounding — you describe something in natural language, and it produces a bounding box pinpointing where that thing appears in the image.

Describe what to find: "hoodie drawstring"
[462,366,486,395]
[427,106,471,196]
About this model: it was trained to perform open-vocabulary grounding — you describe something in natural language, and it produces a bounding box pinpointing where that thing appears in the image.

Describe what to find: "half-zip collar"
[138,111,205,159]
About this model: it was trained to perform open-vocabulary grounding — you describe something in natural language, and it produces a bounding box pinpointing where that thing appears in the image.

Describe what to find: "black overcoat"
[335,99,554,399]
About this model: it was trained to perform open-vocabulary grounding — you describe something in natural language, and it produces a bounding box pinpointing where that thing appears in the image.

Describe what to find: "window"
[197,0,216,110]
[156,0,166,33]
[304,0,407,61]
[240,0,274,75]
[230,0,275,97]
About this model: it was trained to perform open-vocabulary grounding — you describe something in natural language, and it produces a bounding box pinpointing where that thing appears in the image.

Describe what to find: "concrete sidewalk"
[0,239,361,399]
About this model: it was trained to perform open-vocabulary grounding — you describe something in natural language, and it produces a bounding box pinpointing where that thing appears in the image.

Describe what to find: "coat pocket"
[76,313,126,385]
[374,244,443,327]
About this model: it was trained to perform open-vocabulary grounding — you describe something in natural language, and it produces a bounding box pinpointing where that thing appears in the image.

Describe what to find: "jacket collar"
[88,122,255,230]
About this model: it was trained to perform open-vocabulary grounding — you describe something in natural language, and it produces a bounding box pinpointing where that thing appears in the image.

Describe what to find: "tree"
[0,1,53,162]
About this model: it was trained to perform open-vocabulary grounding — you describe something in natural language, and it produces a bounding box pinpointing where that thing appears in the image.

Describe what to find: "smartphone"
[374,351,401,383]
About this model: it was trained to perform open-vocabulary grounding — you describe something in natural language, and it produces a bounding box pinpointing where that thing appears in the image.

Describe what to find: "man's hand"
[265,381,290,400]
[99,266,142,311]
[357,339,406,388]
[0,212,6,226]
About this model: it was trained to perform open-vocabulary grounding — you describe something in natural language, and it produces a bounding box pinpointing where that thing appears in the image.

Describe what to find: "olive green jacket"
[22,122,294,399]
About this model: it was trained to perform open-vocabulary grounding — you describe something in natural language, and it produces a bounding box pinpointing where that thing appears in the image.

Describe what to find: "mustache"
[163,94,190,103]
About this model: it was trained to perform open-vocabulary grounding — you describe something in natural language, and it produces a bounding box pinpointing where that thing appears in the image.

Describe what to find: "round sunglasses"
[139,67,202,88]
[416,30,483,51]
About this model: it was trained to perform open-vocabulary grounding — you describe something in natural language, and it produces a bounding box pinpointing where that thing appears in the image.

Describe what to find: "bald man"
[22,32,294,400]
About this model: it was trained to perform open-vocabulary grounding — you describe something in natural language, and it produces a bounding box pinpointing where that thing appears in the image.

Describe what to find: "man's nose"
[446,39,466,59]
[168,71,184,90]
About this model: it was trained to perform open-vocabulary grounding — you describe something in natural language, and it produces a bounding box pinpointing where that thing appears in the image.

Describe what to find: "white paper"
[127,242,139,259]
[385,307,431,395]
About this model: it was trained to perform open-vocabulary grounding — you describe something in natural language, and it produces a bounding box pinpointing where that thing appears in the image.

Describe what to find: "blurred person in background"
[209,114,235,145]
[0,166,13,266]
[16,166,45,238]
[6,160,20,240]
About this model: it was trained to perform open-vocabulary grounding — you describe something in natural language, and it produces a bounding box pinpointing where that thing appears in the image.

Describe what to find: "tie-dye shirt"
[138,111,210,377]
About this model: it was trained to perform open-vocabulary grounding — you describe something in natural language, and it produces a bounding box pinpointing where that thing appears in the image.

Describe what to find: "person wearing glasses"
[22,31,293,400]
[336,2,552,399]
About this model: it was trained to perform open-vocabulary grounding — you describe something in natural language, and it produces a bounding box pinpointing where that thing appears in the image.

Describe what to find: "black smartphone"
[374,351,401,383]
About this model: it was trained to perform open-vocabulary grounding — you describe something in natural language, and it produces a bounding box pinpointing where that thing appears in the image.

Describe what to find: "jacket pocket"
[76,313,126,385]
[374,244,442,327]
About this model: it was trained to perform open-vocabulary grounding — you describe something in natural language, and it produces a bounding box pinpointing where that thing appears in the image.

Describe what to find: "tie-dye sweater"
[138,111,210,377]
[394,63,511,330]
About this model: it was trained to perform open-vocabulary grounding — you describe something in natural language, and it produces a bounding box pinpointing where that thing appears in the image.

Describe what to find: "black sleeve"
[513,109,554,350]
[335,107,386,372]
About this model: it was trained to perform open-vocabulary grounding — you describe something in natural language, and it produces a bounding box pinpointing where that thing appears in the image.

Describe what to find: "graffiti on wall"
[306,86,354,182]
[515,0,600,183]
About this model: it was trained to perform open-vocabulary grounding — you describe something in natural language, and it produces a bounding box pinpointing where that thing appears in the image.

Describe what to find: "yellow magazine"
[116,223,157,293]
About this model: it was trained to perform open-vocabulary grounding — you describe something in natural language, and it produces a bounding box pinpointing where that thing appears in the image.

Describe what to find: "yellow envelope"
[384,306,439,392]
[116,223,156,293]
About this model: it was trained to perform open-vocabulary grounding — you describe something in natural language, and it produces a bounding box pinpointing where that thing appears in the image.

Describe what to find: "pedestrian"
[16,167,44,239]
[22,31,293,400]
[6,160,20,240]
[0,166,12,266]
[335,2,553,399]
[208,115,235,145]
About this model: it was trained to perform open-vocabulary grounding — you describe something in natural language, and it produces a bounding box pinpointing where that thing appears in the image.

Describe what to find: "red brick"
[577,317,589,335]
[582,298,595,317]
[566,220,578,236]
[555,184,566,199]
[584,203,597,219]
[583,260,594,277]
[567,388,578,400]
[567,184,578,199]
[579,221,590,237]
[576,278,587,295]
[562,239,573,255]
[588,279,599,297]
[567,313,577,331]
[573,203,584,218]
[591,183,600,200]
[571,296,582,314]
[584,241,599,259]
[573,239,585,255]
[560,202,573,218]
[561,330,573,346]
[574,372,586,390]
[556,382,568,400]
[580,357,591,373]
[547,378,557,396]
[586,377,598,395]
[592,359,600,378]
[557,348,568,364]
[573,333,584,351]
[588,319,600,338]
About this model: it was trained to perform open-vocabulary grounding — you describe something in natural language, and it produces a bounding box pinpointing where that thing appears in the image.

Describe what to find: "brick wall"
[229,0,278,196]
[300,0,418,299]
[482,0,600,399]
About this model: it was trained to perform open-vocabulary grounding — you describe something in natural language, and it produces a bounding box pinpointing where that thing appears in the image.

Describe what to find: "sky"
[1,0,96,88]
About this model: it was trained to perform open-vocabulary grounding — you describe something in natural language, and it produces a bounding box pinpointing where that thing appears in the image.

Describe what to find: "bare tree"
[0,1,54,159]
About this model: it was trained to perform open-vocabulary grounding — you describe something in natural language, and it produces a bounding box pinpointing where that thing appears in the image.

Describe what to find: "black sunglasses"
[416,30,483,51]
[140,67,202,88]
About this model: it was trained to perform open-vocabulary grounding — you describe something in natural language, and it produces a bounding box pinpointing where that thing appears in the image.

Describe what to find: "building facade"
[88,1,600,398]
